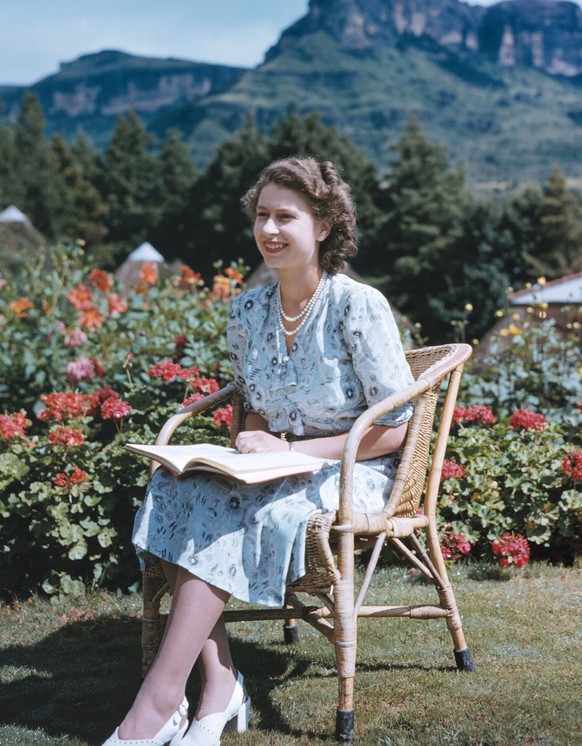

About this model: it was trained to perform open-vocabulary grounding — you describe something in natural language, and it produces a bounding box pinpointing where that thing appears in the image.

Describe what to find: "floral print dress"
[132,273,414,607]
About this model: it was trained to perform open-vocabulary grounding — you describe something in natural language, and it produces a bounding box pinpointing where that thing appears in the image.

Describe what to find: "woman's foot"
[181,672,250,746]
[101,696,188,745]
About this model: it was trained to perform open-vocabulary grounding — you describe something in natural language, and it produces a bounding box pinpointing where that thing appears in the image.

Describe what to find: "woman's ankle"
[195,666,238,719]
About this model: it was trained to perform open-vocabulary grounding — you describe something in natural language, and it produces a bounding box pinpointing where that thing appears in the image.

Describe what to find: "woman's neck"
[277,267,323,307]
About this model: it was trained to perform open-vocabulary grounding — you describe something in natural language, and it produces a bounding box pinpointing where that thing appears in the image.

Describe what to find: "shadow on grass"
[0,612,458,745]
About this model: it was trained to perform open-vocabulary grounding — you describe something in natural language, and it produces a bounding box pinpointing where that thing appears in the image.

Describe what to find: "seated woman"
[103,156,414,746]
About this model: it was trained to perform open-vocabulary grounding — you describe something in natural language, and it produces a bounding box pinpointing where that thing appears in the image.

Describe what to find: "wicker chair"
[140,343,475,743]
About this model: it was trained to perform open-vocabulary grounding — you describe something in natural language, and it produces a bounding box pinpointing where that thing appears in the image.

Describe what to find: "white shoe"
[181,671,250,745]
[102,696,189,745]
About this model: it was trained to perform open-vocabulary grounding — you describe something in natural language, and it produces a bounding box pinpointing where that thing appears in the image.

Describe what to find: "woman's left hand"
[235,430,289,454]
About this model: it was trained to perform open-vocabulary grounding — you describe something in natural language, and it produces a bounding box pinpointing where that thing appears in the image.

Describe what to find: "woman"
[103,157,414,746]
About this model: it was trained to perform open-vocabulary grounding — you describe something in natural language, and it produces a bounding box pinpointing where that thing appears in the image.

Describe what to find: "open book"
[124,442,334,484]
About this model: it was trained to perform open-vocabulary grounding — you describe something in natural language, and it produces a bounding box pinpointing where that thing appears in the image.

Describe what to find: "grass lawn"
[1,563,580,745]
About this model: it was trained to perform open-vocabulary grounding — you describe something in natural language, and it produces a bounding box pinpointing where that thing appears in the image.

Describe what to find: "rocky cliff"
[267,0,582,75]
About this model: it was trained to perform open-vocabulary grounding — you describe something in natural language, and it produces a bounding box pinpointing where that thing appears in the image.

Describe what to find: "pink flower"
[101,396,131,420]
[453,404,496,425]
[562,450,582,480]
[48,426,84,446]
[440,532,472,561]
[442,458,465,480]
[64,328,88,348]
[0,410,29,439]
[492,532,530,568]
[66,357,99,383]
[508,408,547,431]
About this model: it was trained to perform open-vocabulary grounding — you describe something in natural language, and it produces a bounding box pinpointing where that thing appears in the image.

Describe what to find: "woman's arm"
[236,418,408,462]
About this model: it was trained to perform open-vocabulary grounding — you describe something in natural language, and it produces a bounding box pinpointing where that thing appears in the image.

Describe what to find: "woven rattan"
[139,343,475,743]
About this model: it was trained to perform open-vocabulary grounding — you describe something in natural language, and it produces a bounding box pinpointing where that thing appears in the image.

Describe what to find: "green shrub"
[0,245,242,596]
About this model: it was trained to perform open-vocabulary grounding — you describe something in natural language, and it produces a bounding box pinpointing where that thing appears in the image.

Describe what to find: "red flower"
[442,458,465,480]
[578,400,582,414]
[38,391,98,422]
[212,405,233,429]
[53,466,89,487]
[508,408,547,431]
[78,306,105,331]
[453,404,496,425]
[562,450,582,480]
[88,269,113,293]
[148,360,186,381]
[0,410,29,439]
[492,532,530,568]
[440,532,472,561]
[101,397,131,420]
[48,426,84,446]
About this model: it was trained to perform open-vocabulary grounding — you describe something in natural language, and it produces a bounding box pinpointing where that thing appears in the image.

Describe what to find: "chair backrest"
[384,344,470,519]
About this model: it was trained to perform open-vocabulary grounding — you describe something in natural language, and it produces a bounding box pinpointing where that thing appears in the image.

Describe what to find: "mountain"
[0,50,247,149]
[2,0,582,186]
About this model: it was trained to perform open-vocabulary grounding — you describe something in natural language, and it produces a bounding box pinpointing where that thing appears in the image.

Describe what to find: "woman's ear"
[318,221,332,242]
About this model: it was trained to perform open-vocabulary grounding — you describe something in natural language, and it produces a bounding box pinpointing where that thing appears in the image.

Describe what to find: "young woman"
[102,157,414,746]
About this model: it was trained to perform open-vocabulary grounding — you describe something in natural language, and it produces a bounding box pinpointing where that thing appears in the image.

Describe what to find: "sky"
[0,0,578,87]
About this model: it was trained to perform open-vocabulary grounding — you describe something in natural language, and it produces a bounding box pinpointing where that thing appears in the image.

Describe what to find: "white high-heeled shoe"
[101,696,189,746]
[181,671,250,746]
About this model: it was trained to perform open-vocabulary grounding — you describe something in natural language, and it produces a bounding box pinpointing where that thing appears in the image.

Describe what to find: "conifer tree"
[98,111,160,252]
[377,118,468,341]
[524,167,582,278]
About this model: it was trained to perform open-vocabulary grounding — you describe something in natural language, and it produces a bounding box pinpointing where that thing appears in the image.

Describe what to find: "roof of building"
[509,272,582,306]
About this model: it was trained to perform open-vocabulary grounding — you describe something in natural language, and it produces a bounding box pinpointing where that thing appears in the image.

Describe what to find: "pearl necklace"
[276,272,327,337]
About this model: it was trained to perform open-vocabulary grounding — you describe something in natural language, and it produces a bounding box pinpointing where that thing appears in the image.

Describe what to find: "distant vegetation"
[1,94,582,342]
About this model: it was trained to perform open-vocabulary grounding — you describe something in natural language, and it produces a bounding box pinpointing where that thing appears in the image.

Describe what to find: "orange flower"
[224,267,244,285]
[78,306,105,331]
[67,283,94,311]
[211,275,231,302]
[10,297,33,318]
[175,265,203,289]
[107,293,128,315]
[139,262,158,285]
[89,268,113,293]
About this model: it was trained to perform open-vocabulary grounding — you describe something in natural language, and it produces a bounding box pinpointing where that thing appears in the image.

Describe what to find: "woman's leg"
[116,567,230,740]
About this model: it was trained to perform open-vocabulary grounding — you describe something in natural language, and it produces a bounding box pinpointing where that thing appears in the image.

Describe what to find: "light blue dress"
[133,274,414,607]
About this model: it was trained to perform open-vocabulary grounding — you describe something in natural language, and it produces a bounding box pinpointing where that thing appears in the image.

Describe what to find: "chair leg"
[425,529,476,674]
[283,593,300,643]
[333,533,356,743]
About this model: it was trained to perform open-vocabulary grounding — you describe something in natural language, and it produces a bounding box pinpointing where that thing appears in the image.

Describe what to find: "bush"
[0,244,243,596]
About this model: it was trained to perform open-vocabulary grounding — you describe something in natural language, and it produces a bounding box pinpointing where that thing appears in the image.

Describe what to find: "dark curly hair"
[241,157,357,274]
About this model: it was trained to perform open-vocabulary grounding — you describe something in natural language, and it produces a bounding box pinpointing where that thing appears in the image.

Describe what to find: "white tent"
[126,242,165,263]
[0,205,30,224]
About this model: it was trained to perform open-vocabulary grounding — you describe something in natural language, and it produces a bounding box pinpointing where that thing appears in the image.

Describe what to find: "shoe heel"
[224,697,250,734]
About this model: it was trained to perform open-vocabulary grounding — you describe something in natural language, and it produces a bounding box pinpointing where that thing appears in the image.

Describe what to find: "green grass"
[1,564,581,745]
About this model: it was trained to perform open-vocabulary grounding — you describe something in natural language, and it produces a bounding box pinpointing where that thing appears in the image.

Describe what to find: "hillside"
[2,0,582,186]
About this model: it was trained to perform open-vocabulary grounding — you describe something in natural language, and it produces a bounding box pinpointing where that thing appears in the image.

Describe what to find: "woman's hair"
[241,157,357,274]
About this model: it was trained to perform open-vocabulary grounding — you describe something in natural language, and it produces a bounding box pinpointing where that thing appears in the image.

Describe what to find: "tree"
[376,118,469,341]
[180,114,270,276]
[98,111,161,253]
[524,167,582,278]
[46,134,109,248]
[150,128,198,260]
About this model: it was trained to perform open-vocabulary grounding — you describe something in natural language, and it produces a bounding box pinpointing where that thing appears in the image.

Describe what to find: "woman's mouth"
[264,241,287,254]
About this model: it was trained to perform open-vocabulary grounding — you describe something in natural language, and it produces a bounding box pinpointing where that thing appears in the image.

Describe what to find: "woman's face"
[253,183,330,273]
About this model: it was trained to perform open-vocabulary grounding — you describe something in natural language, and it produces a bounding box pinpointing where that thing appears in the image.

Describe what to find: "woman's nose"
[262,216,278,235]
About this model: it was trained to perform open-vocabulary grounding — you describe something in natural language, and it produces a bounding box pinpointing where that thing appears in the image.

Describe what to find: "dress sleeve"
[226,293,257,414]
[340,285,414,427]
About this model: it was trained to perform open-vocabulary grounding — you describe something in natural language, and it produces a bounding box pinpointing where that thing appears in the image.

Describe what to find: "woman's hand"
[235,430,288,454]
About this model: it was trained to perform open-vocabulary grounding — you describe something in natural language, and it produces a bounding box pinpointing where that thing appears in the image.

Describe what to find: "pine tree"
[150,128,198,260]
[47,134,109,247]
[376,118,468,341]
[98,111,160,252]
[525,167,582,278]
